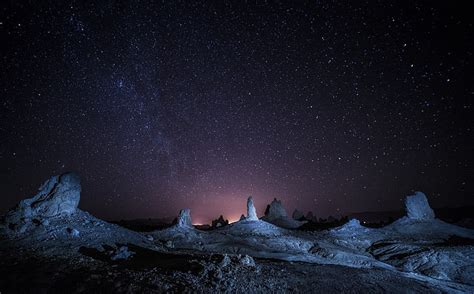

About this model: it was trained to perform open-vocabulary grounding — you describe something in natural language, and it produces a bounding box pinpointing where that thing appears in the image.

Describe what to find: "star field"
[1,1,473,222]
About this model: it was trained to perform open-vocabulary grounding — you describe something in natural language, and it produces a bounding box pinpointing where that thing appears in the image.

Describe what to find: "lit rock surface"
[261,198,305,229]
[405,192,435,220]
[263,198,287,221]
[177,209,193,228]
[1,175,474,292]
[246,197,258,221]
[5,172,81,232]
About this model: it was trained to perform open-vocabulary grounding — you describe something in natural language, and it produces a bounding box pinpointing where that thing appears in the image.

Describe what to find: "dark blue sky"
[1,1,473,222]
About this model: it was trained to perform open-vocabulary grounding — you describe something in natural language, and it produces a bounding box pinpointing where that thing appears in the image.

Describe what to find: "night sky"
[1,1,473,223]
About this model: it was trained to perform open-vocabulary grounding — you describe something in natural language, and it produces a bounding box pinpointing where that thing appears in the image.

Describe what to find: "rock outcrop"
[261,198,306,229]
[212,215,229,228]
[246,196,258,221]
[263,198,287,221]
[110,246,135,260]
[5,172,81,232]
[176,209,193,228]
[405,192,435,220]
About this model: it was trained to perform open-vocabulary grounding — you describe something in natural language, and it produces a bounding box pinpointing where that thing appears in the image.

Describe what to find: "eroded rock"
[110,246,135,260]
[261,198,306,229]
[5,172,81,232]
[246,196,258,221]
[263,198,287,221]
[405,192,435,220]
[177,209,193,228]
[238,255,256,267]
[212,215,229,228]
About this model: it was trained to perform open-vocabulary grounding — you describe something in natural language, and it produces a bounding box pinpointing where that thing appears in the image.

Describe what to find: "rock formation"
[110,246,135,260]
[292,209,304,220]
[176,209,193,228]
[405,192,435,220]
[246,196,258,221]
[239,214,246,221]
[263,198,287,221]
[212,215,229,228]
[261,198,306,229]
[5,172,81,232]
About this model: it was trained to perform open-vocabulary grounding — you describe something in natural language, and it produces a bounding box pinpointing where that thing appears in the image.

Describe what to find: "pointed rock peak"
[239,214,246,221]
[246,196,258,221]
[177,208,193,228]
[405,191,435,220]
[264,198,287,221]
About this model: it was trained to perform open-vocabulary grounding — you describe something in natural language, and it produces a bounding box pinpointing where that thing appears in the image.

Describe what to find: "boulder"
[246,196,258,221]
[176,209,193,228]
[405,192,435,220]
[5,172,81,231]
[238,254,256,267]
[67,227,80,237]
[110,246,135,260]
[219,254,232,268]
[292,209,304,220]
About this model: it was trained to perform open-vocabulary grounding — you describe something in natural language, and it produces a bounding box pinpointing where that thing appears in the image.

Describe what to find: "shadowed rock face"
[246,197,258,221]
[212,215,229,228]
[306,211,315,222]
[292,209,304,220]
[405,192,435,220]
[177,209,193,228]
[6,172,81,231]
[263,198,287,221]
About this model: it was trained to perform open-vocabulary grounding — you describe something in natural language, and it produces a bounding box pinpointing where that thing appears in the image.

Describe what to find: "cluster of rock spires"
[3,172,473,291]
[2,172,440,234]
[212,215,229,228]
[167,195,307,229]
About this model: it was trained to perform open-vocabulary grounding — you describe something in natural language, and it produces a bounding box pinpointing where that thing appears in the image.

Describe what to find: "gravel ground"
[0,245,455,293]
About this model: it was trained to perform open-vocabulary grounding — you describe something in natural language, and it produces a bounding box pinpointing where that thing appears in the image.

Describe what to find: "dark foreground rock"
[0,246,449,294]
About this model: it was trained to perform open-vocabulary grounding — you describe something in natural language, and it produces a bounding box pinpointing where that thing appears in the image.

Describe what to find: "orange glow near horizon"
[192,213,243,226]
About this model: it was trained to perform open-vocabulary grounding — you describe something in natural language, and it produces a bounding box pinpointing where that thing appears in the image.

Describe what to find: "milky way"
[1,1,473,222]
